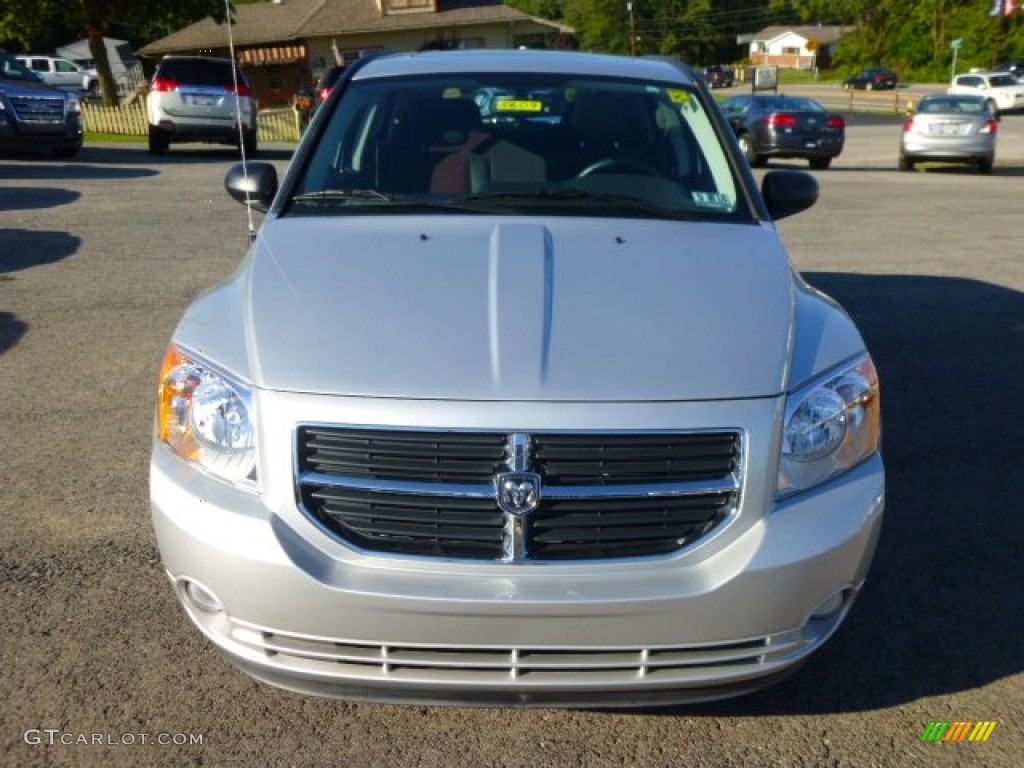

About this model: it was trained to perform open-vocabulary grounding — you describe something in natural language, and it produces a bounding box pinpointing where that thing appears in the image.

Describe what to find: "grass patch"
[85,132,145,144]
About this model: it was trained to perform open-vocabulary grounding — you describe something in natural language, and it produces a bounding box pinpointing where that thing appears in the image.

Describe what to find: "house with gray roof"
[747,26,851,70]
[138,0,569,107]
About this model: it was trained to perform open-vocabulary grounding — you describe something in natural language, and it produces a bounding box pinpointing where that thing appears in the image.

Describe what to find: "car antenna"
[224,0,257,243]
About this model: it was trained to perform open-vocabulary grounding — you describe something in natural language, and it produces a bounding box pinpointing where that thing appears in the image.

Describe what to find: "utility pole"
[627,2,636,56]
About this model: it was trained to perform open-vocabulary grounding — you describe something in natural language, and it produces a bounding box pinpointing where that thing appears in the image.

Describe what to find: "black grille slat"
[528,494,731,559]
[308,485,505,559]
[535,434,738,485]
[298,427,740,562]
[301,428,506,482]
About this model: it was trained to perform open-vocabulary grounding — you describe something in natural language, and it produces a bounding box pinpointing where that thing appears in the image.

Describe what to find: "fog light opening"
[810,589,848,621]
[183,579,224,614]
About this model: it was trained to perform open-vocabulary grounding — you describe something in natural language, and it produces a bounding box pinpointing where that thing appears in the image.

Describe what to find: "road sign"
[951,38,964,50]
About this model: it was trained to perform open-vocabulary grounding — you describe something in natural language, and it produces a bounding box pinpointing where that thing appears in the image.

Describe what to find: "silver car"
[146,55,257,156]
[151,50,884,707]
[900,94,998,173]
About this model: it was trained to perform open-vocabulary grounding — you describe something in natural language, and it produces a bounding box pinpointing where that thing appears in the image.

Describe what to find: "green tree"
[0,0,240,105]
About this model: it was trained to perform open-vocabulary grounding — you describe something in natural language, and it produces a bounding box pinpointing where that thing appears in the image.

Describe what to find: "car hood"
[0,77,57,96]
[240,216,795,401]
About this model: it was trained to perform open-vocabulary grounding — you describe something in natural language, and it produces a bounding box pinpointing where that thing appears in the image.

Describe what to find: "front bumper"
[150,396,884,708]
[0,112,83,152]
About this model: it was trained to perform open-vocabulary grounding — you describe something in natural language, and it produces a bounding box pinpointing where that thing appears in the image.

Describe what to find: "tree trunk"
[86,24,118,106]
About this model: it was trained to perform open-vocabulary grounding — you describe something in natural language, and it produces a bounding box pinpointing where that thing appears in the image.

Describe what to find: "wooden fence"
[81,101,148,135]
[81,101,303,142]
[845,89,915,115]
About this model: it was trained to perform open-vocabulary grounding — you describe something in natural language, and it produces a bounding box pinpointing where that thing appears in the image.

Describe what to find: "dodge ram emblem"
[495,472,541,515]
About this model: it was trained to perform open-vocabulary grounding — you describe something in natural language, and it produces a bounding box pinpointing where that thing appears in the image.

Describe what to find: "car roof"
[353,50,698,86]
[160,55,234,64]
[923,93,985,102]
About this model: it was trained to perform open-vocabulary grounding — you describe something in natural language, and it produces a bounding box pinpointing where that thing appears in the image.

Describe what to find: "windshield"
[291,72,746,221]
[919,96,987,114]
[0,51,41,82]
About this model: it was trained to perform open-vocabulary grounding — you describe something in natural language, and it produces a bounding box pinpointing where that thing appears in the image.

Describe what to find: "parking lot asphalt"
[1,123,1022,767]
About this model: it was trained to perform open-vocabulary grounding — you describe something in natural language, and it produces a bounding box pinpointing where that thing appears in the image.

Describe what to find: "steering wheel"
[575,157,663,179]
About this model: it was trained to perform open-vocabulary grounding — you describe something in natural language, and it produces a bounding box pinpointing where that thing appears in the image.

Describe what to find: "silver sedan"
[899,94,998,173]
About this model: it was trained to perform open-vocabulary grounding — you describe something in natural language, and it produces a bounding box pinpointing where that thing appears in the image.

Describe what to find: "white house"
[748,26,850,70]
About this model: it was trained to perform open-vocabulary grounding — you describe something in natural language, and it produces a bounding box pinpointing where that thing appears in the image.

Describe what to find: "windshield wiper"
[290,189,400,204]
[289,188,486,213]
[461,188,673,214]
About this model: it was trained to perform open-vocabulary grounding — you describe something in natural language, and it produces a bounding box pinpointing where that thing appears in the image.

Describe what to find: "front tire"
[809,157,831,170]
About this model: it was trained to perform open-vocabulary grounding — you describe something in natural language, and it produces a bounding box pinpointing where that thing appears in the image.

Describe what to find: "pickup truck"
[15,54,97,94]
[0,50,84,157]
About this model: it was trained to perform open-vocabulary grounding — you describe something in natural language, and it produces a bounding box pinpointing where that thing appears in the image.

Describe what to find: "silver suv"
[151,50,884,707]
[146,55,257,155]
[15,54,97,93]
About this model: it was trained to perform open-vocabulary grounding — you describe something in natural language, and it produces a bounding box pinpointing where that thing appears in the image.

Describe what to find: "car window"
[55,60,78,73]
[157,58,237,87]
[1,52,40,82]
[988,74,1017,87]
[768,97,825,112]
[719,96,749,114]
[920,97,984,114]
[293,72,746,221]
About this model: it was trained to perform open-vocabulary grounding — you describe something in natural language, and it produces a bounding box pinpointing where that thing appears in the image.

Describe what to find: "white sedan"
[948,71,1024,115]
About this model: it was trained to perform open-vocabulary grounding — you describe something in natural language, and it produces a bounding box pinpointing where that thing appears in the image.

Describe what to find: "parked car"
[314,65,345,105]
[0,49,83,158]
[15,54,97,94]
[719,93,845,169]
[842,67,898,91]
[702,65,734,88]
[993,60,1024,80]
[948,71,1024,116]
[146,55,258,156]
[899,94,997,173]
[152,49,883,708]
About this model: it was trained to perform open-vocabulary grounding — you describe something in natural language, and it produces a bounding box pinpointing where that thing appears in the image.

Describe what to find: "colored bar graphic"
[921,722,949,742]
[969,722,997,742]
[921,720,997,742]
[944,721,972,741]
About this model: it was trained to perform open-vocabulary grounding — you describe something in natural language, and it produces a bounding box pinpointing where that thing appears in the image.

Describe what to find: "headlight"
[778,354,880,496]
[67,96,81,114]
[157,344,257,485]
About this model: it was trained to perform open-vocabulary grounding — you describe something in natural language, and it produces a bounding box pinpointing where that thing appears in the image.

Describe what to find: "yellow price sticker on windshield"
[495,99,543,112]
[667,89,690,105]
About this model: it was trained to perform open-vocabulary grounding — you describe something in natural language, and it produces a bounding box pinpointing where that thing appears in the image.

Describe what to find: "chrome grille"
[297,427,741,562]
[8,94,66,124]
[231,623,804,685]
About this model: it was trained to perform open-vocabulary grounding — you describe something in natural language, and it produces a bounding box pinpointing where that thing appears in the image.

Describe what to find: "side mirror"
[761,169,818,221]
[225,162,279,212]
